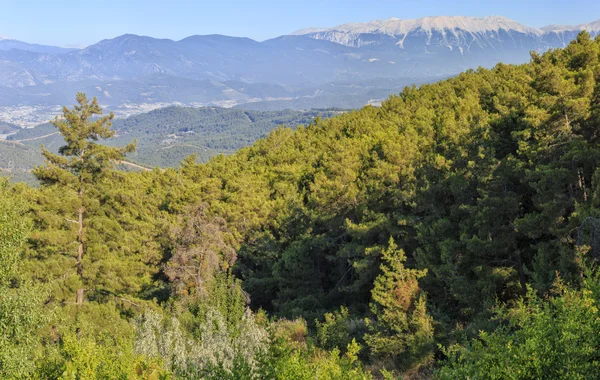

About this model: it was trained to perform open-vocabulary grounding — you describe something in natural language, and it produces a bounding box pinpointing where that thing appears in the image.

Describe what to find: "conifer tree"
[33,93,135,305]
[365,238,434,372]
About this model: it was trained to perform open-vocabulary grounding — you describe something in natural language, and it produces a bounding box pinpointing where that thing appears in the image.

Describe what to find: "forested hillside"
[0,121,18,134]
[2,32,600,379]
[0,107,342,183]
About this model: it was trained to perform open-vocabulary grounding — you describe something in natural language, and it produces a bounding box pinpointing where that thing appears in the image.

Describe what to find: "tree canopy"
[3,32,600,378]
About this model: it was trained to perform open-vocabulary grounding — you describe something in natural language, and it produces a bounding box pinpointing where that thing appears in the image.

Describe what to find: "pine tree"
[32,93,135,305]
[365,238,434,373]
[165,203,237,297]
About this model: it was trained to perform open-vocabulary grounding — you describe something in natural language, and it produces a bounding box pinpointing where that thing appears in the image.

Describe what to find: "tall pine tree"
[32,93,135,305]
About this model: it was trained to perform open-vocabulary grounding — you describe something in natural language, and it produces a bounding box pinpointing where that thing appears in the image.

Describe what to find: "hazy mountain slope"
[1,16,599,122]
[0,38,77,54]
[0,121,19,135]
[541,19,600,46]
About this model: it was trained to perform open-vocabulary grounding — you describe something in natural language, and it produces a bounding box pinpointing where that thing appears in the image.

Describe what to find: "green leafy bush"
[437,274,600,379]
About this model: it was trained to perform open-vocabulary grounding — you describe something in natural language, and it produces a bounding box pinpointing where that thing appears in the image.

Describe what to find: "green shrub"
[437,275,600,379]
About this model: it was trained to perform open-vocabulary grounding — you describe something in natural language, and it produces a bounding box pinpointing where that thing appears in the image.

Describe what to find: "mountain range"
[293,16,600,49]
[1,16,599,125]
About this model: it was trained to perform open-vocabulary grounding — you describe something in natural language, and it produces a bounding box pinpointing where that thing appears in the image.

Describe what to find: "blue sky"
[1,0,599,47]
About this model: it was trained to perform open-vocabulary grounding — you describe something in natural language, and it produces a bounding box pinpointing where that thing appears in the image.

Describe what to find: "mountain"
[542,19,600,46]
[0,38,77,54]
[2,33,367,85]
[292,16,542,49]
[293,16,600,54]
[542,19,600,34]
[0,16,599,124]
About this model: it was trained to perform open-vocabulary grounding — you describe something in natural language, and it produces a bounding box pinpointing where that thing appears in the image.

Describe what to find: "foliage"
[316,306,367,354]
[0,178,45,379]
[165,204,237,297]
[260,340,372,380]
[365,238,434,373]
[4,32,600,378]
[135,273,268,378]
[437,273,600,379]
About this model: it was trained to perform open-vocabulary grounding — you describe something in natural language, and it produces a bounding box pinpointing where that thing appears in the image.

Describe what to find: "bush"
[437,275,600,379]
[316,306,368,355]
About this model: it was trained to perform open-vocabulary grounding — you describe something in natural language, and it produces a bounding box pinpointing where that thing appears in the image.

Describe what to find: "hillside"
[168,31,600,376]
[0,38,76,54]
[0,106,343,179]
[3,32,600,379]
[0,120,18,134]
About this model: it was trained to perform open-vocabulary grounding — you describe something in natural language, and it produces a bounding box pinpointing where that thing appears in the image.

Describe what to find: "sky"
[1,0,599,47]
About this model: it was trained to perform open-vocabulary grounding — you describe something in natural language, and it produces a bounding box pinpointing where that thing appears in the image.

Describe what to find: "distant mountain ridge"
[0,38,76,54]
[292,16,600,50]
[292,16,542,38]
[542,19,600,33]
[0,15,599,122]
